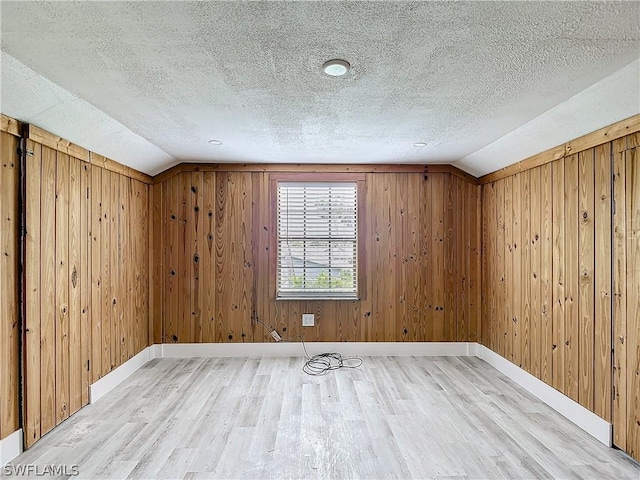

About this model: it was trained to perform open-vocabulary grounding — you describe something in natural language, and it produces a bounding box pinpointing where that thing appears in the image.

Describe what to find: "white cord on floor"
[255,318,363,376]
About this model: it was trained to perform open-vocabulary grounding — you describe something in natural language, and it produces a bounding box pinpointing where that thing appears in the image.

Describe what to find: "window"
[276,179,360,299]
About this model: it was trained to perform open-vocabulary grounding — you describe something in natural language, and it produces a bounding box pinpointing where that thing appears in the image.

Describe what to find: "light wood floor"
[8,355,640,479]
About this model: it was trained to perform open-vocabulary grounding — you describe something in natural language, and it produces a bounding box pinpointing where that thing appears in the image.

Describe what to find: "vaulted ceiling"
[1,1,639,176]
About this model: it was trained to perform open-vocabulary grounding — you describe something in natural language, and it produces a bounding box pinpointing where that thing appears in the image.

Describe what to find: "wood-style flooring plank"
[8,356,639,480]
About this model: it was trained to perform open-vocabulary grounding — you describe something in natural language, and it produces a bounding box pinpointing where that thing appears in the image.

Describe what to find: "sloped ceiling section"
[456,59,640,177]
[1,51,176,174]
[1,1,639,177]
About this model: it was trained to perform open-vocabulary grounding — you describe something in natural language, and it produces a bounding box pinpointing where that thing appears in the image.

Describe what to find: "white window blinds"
[277,181,358,299]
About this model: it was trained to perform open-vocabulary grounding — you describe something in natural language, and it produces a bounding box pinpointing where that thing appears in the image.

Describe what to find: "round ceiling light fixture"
[208,139,223,145]
[413,142,427,147]
[322,59,350,76]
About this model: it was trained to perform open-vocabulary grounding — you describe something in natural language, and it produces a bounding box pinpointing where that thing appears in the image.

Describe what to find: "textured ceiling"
[1,1,639,176]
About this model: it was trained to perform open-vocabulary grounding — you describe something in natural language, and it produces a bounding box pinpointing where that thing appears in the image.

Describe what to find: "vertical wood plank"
[421,174,433,341]
[203,172,216,343]
[91,166,102,381]
[101,169,112,375]
[495,180,506,357]
[216,173,229,342]
[150,183,163,345]
[80,162,91,405]
[592,146,614,422]
[24,140,42,446]
[565,153,579,402]
[397,173,409,341]
[0,133,19,439]
[129,180,140,355]
[408,174,421,342]
[191,172,204,343]
[55,152,70,423]
[540,163,553,385]
[625,146,639,460]
[431,174,445,341]
[530,167,541,378]
[578,148,595,411]
[613,138,627,449]
[552,159,566,393]
[138,181,150,351]
[512,173,523,367]
[166,175,179,343]
[481,183,493,349]
[469,183,481,342]
[384,174,397,341]
[238,173,254,342]
[39,146,56,435]
[178,174,190,343]
[504,175,514,362]
[119,174,130,361]
[520,171,531,371]
[456,177,467,341]
[444,174,456,341]
[252,172,269,342]
[68,157,82,415]
[110,170,119,369]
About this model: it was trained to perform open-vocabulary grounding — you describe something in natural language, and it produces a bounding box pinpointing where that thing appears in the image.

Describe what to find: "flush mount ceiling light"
[413,142,427,147]
[322,59,350,76]
[208,139,223,145]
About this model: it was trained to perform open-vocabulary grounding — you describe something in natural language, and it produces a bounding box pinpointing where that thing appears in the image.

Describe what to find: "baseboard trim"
[84,341,611,451]
[159,341,477,358]
[0,429,23,467]
[476,344,612,446]
[89,347,153,404]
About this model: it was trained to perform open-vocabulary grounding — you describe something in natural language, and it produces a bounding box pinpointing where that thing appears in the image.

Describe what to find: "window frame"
[269,172,366,301]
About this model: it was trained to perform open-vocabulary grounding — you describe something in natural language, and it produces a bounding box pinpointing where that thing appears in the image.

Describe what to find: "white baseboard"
[159,341,477,358]
[84,341,612,451]
[89,346,153,404]
[0,429,23,467]
[148,343,163,360]
[476,344,612,446]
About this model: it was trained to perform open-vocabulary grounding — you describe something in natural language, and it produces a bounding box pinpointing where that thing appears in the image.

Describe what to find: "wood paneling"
[623,143,640,461]
[578,149,595,411]
[152,162,477,186]
[564,153,579,402]
[11,117,152,446]
[0,131,20,441]
[540,163,553,386]
[23,140,150,447]
[613,138,627,450]
[155,171,481,343]
[482,132,640,462]
[5,113,640,463]
[530,167,541,378]
[551,159,566,393]
[594,144,612,421]
[40,144,57,437]
[24,140,41,446]
[613,137,640,461]
[90,166,103,381]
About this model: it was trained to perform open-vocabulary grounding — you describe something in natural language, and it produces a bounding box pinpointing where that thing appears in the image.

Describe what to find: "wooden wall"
[151,169,481,344]
[611,133,640,460]
[22,133,150,447]
[0,127,20,442]
[481,130,640,461]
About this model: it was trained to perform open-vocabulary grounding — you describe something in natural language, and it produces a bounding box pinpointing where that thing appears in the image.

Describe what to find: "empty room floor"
[9,356,640,480]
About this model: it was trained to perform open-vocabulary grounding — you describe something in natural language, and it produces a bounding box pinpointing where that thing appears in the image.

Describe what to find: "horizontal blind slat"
[277,181,358,298]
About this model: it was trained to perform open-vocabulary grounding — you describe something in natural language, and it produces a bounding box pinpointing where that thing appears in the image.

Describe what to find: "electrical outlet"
[302,313,315,327]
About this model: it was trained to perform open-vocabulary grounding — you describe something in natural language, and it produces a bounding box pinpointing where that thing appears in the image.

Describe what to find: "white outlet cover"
[302,313,315,327]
